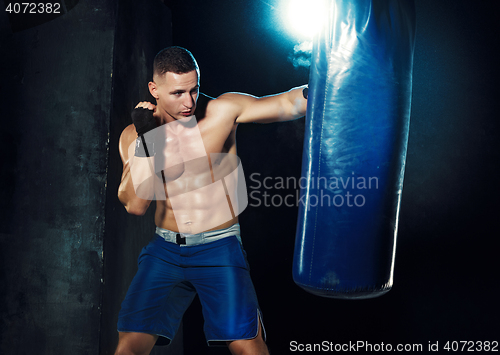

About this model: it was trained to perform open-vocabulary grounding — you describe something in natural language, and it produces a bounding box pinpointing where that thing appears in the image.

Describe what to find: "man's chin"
[178,114,194,121]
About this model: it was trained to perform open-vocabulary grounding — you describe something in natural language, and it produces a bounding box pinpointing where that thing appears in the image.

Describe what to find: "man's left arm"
[217,85,308,124]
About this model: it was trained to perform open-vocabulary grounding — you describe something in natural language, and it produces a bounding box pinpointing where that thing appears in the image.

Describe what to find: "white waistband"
[155,223,241,246]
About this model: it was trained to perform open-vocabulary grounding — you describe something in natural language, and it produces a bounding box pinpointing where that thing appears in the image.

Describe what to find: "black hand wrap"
[131,107,157,157]
[302,86,309,100]
[132,107,157,136]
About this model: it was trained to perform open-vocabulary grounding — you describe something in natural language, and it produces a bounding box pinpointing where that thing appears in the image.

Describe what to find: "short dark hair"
[153,46,199,78]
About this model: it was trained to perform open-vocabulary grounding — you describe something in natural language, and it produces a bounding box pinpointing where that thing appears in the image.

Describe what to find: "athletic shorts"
[117,225,264,346]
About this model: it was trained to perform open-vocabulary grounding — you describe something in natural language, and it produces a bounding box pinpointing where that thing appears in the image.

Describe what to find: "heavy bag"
[293,0,416,299]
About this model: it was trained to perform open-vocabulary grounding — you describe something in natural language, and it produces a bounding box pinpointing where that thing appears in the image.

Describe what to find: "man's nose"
[183,94,194,108]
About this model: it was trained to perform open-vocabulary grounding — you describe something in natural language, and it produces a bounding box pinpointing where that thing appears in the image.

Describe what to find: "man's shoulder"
[196,93,233,120]
[205,92,256,120]
[120,124,137,142]
[118,124,138,162]
[214,92,256,104]
[119,124,138,153]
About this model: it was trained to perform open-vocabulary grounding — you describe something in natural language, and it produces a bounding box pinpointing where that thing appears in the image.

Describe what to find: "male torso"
[119,93,239,233]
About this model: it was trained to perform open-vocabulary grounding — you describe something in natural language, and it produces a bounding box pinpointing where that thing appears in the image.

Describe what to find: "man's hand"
[131,102,158,136]
[131,102,159,158]
[128,102,159,200]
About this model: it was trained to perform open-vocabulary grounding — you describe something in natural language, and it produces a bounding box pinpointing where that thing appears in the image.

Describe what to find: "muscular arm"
[217,85,307,124]
[117,124,153,215]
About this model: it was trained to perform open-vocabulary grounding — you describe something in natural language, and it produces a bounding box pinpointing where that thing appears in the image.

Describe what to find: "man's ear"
[148,81,159,99]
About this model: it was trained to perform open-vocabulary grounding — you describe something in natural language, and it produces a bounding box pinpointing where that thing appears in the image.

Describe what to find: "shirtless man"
[115,46,307,355]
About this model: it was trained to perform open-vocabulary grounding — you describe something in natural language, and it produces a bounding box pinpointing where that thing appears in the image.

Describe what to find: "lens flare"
[285,0,327,39]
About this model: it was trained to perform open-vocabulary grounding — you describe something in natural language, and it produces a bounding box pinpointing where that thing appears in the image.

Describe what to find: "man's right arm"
[118,124,153,215]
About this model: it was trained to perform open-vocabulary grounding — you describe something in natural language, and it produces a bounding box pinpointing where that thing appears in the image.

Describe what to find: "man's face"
[151,70,200,122]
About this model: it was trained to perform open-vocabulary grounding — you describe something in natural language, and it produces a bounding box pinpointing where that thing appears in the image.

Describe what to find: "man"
[115,46,307,355]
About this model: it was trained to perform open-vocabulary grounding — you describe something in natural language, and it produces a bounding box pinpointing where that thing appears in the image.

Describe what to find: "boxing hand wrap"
[302,86,308,100]
[132,107,157,135]
[131,107,157,157]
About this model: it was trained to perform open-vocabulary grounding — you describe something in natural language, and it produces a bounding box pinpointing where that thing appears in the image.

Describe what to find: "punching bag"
[293,0,416,299]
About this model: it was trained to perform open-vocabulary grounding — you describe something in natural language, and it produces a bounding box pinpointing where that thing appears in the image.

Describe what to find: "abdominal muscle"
[154,177,238,233]
[152,150,239,234]
[151,115,239,234]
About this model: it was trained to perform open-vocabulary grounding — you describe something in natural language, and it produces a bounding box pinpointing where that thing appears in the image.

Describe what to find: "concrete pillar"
[0,1,180,353]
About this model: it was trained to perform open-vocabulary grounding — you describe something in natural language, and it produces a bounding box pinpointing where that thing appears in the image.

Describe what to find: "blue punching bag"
[293,0,416,299]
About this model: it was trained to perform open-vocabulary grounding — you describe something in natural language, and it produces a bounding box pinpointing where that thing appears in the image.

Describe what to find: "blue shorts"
[117,226,264,346]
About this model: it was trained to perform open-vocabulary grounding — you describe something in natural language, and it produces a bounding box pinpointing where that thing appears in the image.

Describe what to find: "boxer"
[115,46,307,355]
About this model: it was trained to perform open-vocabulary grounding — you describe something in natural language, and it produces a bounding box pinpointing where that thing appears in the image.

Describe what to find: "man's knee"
[114,332,157,355]
[114,347,134,355]
[227,340,269,355]
[227,332,269,355]
[114,345,137,355]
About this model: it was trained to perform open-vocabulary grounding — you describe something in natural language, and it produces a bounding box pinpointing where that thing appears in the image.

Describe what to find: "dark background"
[1,0,499,354]
[169,0,500,353]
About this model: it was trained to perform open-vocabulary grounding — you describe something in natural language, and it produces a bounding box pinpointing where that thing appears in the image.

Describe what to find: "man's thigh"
[186,237,264,345]
[118,239,196,340]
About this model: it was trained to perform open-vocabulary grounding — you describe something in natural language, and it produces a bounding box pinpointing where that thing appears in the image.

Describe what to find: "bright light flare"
[284,0,327,39]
